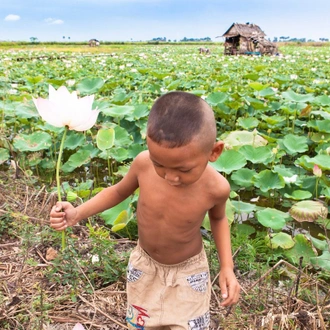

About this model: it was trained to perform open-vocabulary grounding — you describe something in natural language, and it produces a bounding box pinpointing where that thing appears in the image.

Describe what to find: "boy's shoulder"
[132,150,151,168]
[205,164,230,197]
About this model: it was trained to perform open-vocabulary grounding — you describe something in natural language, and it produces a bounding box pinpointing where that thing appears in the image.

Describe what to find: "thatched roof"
[222,22,266,38]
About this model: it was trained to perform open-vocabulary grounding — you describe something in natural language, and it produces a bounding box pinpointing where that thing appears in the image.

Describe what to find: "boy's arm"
[50,152,144,230]
[208,180,240,307]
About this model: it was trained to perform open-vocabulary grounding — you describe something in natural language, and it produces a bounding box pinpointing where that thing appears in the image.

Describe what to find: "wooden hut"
[221,22,278,56]
[88,39,100,47]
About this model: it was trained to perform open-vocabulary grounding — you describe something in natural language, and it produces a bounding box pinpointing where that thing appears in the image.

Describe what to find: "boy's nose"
[164,171,179,183]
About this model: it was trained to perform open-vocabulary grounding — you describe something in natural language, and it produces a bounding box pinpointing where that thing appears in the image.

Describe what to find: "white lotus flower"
[284,175,298,184]
[33,85,99,131]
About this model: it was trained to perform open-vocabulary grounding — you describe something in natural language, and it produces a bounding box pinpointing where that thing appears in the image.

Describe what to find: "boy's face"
[147,137,223,187]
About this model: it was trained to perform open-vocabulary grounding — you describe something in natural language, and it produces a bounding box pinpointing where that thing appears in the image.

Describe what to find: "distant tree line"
[272,36,329,42]
[151,37,212,42]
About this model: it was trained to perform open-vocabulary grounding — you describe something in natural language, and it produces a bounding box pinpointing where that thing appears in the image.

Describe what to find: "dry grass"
[0,172,329,329]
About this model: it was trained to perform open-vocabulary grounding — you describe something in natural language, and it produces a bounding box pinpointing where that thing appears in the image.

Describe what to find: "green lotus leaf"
[66,191,79,202]
[310,251,330,271]
[280,134,309,155]
[321,186,330,199]
[112,223,127,232]
[166,79,181,90]
[100,197,132,226]
[253,170,285,192]
[111,147,129,162]
[313,95,330,106]
[273,74,290,84]
[64,131,86,150]
[261,114,286,126]
[128,144,146,158]
[236,223,256,237]
[284,190,312,200]
[309,132,330,143]
[223,131,268,149]
[101,105,135,117]
[308,235,329,251]
[249,82,269,91]
[272,165,296,178]
[61,149,92,173]
[202,199,235,231]
[231,200,257,214]
[236,117,260,130]
[259,87,276,97]
[111,91,131,105]
[113,210,128,225]
[26,76,43,84]
[15,103,39,119]
[307,120,330,133]
[310,154,330,170]
[130,105,149,120]
[97,128,115,151]
[231,168,256,188]
[282,90,314,103]
[311,110,330,120]
[189,90,207,97]
[210,149,247,174]
[284,234,316,266]
[265,232,295,249]
[150,71,169,79]
[238,145,273,164]
[76,77,105,94]
[256,208,288,230]
[294,155,314,171]
[13,132,52,151]
[205,92,228,106]
[244,96,266,109]
[0,148,9,164]
[109,125,132,147]
[243,73,259,80]
[289,200,328,222]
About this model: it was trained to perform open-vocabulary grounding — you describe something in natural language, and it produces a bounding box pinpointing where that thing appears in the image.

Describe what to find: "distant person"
[199,47,211,54]
[49,91,240,329]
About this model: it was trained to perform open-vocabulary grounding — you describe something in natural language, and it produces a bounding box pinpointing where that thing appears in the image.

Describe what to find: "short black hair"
[147,91,216,149]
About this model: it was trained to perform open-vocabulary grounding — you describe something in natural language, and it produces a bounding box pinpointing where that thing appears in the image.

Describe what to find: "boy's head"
[147,91,217,152]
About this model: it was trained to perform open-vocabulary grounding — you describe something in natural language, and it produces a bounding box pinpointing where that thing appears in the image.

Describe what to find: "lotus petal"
[34,85,99,131]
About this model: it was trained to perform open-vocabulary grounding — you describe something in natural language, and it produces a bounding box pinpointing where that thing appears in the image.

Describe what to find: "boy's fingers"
[220,280,228,300]
[55,202,63,212]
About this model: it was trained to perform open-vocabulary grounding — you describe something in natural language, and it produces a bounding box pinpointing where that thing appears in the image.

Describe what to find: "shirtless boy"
[50,91,240,329]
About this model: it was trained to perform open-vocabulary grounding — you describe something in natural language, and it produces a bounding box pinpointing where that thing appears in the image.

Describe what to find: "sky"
[1,0,330,42]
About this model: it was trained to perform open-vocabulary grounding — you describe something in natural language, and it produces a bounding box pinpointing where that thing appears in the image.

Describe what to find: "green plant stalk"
[56,126,68,250]
[315,177,319,199]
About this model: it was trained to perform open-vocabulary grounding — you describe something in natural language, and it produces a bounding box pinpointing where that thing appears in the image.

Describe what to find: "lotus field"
[0,44,329,327]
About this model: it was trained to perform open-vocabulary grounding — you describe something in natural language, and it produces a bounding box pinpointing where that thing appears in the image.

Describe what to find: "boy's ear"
[209,141,224,162]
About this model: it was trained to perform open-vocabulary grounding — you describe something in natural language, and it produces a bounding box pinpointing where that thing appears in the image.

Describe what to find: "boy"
[50,91,240,329]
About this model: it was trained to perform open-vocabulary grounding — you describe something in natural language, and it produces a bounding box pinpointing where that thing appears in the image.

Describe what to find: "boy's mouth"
[166,181,182,186]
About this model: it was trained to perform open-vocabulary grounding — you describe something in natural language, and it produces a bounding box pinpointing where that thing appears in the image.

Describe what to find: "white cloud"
[44,18,64,25]
[4,14,21,21]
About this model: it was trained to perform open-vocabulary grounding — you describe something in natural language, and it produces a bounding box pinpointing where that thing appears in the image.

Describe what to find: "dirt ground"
[0,172,329,329]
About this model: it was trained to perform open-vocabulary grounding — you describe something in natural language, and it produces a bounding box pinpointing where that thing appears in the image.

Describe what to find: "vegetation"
[0,42,329,329]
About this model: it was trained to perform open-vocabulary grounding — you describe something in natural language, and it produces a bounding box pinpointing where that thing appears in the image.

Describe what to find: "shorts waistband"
[135,241,206,269]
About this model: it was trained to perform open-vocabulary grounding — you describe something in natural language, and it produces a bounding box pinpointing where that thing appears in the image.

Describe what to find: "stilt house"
[221,22,278,55]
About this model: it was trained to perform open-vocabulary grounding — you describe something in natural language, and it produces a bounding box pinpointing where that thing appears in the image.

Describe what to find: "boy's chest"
[137,169,215,219]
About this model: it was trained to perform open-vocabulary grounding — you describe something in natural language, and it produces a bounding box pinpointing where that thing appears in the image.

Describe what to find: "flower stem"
[56,126,68,250]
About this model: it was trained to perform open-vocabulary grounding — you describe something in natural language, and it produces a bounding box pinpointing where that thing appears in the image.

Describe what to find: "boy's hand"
[50,202,77,231]
[219,268,240,307]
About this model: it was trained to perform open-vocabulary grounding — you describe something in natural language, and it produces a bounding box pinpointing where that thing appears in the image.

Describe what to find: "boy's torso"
[134,151,224,264]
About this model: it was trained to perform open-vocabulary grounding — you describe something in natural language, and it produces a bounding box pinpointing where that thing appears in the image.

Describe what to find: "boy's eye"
[180,169,191,173]
[153,162,162,168]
